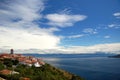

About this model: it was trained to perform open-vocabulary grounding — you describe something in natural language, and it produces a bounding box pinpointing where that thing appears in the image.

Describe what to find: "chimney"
[10,49,14,54]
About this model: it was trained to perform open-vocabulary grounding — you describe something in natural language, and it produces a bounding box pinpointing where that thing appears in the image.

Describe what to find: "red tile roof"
[20,77,30,80]
[0,69,11,75]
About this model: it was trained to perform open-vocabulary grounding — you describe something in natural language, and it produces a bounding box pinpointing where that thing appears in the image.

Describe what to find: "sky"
[0,0,120,54]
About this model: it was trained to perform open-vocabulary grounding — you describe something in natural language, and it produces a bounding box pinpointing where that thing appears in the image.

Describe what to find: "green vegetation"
[0,62,4,70]
[3,58,19,67]
[0,59,84,80]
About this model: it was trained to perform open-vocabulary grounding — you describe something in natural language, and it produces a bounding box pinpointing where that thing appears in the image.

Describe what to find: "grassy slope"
[15,63,84,80]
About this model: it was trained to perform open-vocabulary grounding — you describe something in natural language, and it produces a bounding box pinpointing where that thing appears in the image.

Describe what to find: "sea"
[24,53,120,80]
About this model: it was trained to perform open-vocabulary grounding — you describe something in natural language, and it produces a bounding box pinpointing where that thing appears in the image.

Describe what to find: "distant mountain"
[23,52,115,58]
[109,54,120,58]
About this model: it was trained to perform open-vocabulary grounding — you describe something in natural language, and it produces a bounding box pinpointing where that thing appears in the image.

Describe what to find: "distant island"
[109,54,120,58]
[0,49,84,80]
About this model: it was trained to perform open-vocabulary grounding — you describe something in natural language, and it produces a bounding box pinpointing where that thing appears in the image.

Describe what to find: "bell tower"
[10,49,14,54]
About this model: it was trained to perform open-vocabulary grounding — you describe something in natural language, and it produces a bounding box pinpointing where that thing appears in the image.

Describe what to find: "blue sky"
[0,0,120,54]
[44,0,120,46]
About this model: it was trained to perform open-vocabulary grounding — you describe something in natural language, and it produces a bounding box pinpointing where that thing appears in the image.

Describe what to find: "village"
[0,49,45,80]
[0,49,45,67]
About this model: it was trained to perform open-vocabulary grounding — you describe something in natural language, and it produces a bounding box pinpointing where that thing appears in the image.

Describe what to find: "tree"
[3,59,13,67]
[12,60,19,65]
[0,62,4,70]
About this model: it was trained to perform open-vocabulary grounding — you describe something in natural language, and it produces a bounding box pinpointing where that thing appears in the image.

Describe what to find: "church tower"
[10,49,14,54]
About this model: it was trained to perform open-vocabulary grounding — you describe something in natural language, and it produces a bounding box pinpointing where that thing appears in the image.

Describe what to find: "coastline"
[0,53,84,80]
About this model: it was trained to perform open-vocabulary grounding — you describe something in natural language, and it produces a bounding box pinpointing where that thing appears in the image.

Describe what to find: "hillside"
[0,54,84,80]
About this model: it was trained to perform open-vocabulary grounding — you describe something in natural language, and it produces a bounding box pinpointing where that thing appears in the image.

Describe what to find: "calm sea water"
[24,54,120,80]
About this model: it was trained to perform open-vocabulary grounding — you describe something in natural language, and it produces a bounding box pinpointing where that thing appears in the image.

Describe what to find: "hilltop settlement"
[0,49,83,80]
[0,49,45,67]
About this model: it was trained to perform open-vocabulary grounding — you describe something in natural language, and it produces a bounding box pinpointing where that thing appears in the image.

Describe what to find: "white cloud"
[67,34,84,39]
[0,0,44,24]
[113,12,120,18]
[45,13,87,27]
[0,0,61,50]
[0,0,87,53]
[108,24,120,29]
[104,36,110,39]
[46,43,120,54]
[0,25,61,50]
[4,43,119,54]
[83,28,97,34]
[59,8,72,14]
[108,24,115,28]
[0,0,119,55]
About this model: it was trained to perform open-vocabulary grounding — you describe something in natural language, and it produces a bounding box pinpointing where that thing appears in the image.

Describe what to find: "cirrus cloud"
[83,28,97,34]
[67,34,84,39]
